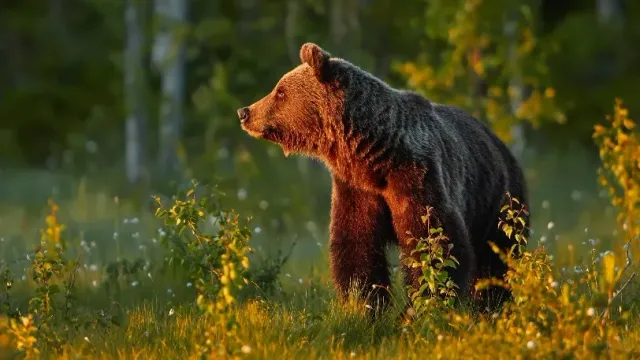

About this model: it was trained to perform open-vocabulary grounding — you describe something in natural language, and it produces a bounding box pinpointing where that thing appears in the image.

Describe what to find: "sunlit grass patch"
[1,101,640,359]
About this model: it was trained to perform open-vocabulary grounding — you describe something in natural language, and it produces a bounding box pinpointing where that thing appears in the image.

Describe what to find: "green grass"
[3,270,639,359]
[1,157,639,359]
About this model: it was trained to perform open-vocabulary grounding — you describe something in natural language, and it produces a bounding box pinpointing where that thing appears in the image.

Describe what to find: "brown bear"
[237,43,529,310]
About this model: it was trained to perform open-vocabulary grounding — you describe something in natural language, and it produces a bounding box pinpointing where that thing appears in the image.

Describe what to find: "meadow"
[0,100,639,360]
[3,1,640,358]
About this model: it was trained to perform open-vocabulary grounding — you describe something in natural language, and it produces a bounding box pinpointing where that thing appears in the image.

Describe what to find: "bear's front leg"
[387,196,477,301]
[329,177,397,308]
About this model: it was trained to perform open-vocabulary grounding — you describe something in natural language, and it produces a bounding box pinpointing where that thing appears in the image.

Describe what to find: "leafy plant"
[406,206,460,318]
[498,191,529,257]
[593,98,640,257]
[154,180,252,357]
[424,192,637,358]
[0,268,18,319]
[2,314,39,359]
[26,200,82,352]
[247,239,297,297]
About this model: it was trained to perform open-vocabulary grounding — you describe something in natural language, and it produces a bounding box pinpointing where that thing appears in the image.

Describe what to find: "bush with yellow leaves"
[395,0,565,144]
[593,98,640,258]
[404,191,637,359]
[403,100,639,358]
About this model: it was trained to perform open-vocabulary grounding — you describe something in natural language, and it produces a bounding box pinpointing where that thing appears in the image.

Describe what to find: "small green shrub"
[405,206,459,316]
[154,180,252,358]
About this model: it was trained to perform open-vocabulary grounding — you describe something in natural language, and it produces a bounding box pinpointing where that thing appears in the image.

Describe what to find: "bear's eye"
[276,88,285,99]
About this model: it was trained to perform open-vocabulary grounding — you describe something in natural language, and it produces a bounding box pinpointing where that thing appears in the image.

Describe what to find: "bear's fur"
[238,43,529,309]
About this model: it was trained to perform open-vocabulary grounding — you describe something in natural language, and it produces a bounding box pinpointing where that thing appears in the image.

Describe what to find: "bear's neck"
[323,78,404,191]
[324,135,394,192]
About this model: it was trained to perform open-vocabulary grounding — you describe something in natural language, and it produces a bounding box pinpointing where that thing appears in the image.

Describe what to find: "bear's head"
[237,43,344,158]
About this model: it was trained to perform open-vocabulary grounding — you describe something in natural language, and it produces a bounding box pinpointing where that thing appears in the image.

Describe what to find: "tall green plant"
[154,181,252,356]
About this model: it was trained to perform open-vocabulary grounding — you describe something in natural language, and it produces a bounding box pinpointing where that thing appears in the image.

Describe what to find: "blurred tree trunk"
[48,0,71,53]
[153,0,187,180]
[285,0,313,181]
[597,0,622,24]
[505,16,525,162]
[330,0,361,59]
[595,0,622,88]
[330,0,347,51]
[285,0,300,64]
[124,0,148,185]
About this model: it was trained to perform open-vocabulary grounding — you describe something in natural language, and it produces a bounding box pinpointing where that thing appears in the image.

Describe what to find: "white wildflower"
[237,188,248,200]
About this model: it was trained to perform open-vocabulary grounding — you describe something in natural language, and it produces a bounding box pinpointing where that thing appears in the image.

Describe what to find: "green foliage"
[397,0,564,143]
[406,206,459,315]
[103,257,147,304]
[24,201,82,352]
[417,191,638,359]
[0,0,123,167]
[1,269,18,319]
[0,200,117,356]
[0,181,294,358]
[3,0,640,358]
[498,191,529,257]
[247,239,297,296]
[0,169,639,358]
[154,180,253,357]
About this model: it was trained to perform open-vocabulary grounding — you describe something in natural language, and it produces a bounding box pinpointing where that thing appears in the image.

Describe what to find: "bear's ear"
[300,43,332,81]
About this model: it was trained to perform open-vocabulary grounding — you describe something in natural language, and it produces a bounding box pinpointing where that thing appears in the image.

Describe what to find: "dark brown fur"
[238,43,528,311]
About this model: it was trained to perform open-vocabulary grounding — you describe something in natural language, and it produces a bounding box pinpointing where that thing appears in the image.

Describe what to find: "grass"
[2,261,639,359]
[1,99,640,359]
[0,181,638,360]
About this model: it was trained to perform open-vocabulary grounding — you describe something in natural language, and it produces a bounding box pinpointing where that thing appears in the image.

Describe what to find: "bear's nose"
[237,107,250,123]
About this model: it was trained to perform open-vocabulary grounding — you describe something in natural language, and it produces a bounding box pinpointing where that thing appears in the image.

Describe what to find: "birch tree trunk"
[285,0,300,64]
[595,0,622,94]
[124,0,147,185]
[284,0,313,180]
[505,16,525,162]
[153,0,187,179]
[597,0,621,24]
[330,0,361,59]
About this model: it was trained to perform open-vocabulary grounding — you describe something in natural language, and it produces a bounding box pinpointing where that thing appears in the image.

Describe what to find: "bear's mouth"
[262,126,280,141]
[241,122,265,137]
[241,123,280,142]
[241,126,264,138]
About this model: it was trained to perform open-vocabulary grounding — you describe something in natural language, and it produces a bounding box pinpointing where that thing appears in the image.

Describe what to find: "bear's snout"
[237,107,250,124]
